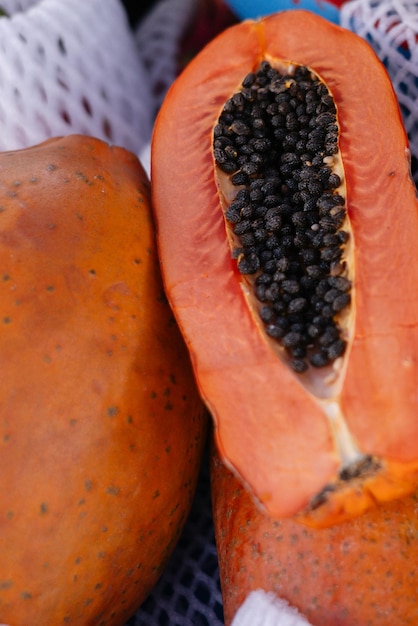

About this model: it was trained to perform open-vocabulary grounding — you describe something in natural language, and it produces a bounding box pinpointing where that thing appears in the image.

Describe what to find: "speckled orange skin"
[0,136,207,626]
[211,449,418,626]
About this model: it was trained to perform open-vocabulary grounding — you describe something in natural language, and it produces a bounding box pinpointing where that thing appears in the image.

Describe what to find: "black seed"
[319,326,339,346]
[327,339,346,359]
[234,220,251,235]
[291,359,308,373]
[250,188,264,203]
[237,254,259,274]
[265,283,280,301]
[225,205,241,223]
[307,324,320,339]
[266,324,285,339]
[321,246,343,262]
[241,232,256,246]
[288,297,307,314]
[333,292,351,312]
[241,162,259,176]
[281,279,300,294]
[241,205,254,219]
[260,305,274,323]
[328,275,351,291]
[282,331,302,348]
[230,120,251,135]
[309,351,330,367]
[306,264,323,279]
[255,284,267,301]
[231,171,249,185]
[327,173,341,189]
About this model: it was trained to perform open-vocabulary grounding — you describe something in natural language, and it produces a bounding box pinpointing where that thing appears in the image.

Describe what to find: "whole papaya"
[0,135,207,625]
[211,446,418,626]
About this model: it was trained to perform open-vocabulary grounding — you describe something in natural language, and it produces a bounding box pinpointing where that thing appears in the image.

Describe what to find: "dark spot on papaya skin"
[21,591,32,600]
[3,316,12,324]
[84,479,93,492]
[107,406,118,418]
[105,485,120,496]
[75,171,94,186]
[0,580,13,590]
[39,502,49,515]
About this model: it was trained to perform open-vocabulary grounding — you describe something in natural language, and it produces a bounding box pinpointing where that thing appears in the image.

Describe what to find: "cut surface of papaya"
[151,10,418,526]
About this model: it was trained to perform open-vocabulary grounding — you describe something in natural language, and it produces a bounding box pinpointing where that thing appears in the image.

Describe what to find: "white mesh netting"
[135,0,198,115]
[0,0,153,154]
[340,0,418,182]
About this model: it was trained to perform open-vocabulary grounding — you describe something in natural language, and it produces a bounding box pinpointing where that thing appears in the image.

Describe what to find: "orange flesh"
[152,11,418,523]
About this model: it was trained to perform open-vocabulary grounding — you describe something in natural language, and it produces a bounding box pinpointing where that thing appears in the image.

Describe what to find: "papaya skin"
[0,135,207,626]
[211,446,418,626]
[151,10,418,525]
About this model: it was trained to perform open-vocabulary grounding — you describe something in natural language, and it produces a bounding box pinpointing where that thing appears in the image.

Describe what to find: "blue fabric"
[223,0,340,23]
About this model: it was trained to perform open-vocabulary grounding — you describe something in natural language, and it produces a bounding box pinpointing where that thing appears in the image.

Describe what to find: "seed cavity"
[213,60,352,378]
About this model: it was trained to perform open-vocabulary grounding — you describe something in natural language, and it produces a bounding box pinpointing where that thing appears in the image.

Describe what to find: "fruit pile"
[0,2,417,626]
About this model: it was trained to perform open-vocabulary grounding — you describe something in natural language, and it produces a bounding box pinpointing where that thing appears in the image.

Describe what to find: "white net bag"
[0,0,153,155]
[135,0,198,115]
[340,0,418,182]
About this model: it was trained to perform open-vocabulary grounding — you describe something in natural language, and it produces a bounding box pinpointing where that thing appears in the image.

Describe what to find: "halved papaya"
[151,10,418,526]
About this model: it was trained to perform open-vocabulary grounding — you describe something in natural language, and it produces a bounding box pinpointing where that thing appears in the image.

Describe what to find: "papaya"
[211,446,418,626]
[151,9,418,526]
[0,135,207,625]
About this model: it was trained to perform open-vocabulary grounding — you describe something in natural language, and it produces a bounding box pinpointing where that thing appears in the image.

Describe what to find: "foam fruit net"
[340,0,418,182]
[0,1,416,625]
